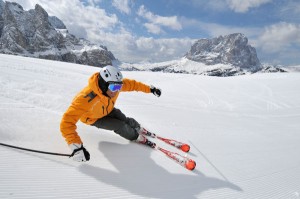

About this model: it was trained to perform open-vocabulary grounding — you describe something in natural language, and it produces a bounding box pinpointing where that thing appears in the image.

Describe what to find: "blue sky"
[16,0,300,66]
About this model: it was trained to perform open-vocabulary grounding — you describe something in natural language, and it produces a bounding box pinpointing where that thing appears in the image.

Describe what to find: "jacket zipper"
[106,98,110,115]
[102,98,114,115]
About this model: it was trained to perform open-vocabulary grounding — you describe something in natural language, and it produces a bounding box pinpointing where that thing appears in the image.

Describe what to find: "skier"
[60,65,161,162]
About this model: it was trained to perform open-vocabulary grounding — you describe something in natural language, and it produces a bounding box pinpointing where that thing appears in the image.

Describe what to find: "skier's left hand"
[150,86,161,97]
[69,143,90,162]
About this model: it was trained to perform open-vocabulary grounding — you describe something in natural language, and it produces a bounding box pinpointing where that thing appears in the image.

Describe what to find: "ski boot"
[136,134,156,148]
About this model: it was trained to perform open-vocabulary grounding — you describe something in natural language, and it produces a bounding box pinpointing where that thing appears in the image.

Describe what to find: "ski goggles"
[108,83,123,92]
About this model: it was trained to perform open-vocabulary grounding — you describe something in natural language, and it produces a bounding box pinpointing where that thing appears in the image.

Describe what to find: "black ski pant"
[91,108,140,141]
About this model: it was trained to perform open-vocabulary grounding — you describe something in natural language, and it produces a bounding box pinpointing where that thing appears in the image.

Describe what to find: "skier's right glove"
[69,143,90,162]
[150,86,161,97]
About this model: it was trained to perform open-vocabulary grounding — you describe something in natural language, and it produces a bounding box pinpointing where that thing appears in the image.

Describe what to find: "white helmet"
[99,65,123,83]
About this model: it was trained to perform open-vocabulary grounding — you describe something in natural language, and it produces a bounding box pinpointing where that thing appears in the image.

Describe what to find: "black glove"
[69,143,90,162]
[150,86,161,97]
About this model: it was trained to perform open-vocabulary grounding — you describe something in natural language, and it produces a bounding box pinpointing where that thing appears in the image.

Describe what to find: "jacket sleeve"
[60,94,89,145]
[121,78,151,93]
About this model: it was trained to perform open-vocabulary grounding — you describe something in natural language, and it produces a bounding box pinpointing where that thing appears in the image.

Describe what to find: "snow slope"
[1,54,300,199]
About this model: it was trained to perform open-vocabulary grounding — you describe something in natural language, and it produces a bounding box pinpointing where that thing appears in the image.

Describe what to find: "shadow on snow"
[79,141,242,199]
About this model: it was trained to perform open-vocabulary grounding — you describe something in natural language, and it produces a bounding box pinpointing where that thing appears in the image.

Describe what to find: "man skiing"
[60,65,161,162]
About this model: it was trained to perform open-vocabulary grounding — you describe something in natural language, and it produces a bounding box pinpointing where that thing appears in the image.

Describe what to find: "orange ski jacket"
[60,72,151,145]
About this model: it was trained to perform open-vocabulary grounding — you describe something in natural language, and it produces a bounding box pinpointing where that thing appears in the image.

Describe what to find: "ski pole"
[0,142,71,157]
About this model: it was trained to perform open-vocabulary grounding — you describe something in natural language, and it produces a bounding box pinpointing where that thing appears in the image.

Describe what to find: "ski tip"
[185,160,196,171]
[181,144,190,153]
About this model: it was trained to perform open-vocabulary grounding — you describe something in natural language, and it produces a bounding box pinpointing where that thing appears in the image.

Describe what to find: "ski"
[140,139,196,171]
[140,128,190,152]
[157,146,196,171]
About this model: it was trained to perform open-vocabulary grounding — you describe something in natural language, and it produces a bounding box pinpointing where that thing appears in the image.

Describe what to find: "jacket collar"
[88,73,103,96]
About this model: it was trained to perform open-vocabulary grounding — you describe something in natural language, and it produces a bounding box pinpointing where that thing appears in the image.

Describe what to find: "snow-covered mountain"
[185,33,261,70]
[0,1,115,67]
[1,54,300,198]
[120,33,286,76]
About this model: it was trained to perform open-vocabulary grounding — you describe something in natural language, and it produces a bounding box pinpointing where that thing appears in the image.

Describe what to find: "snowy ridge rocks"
[186,33,261,69]
[0,1,115,67]
[260,64,287,73]
[185,33,262,73]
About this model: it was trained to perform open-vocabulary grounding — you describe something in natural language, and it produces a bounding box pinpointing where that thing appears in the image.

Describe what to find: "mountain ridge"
[185,33,261,71]
[0,1,115,67]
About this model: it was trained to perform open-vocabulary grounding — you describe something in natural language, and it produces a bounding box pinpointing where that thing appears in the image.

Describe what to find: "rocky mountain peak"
[35,4,46,14]
[0,1,115,67]
[185,33,261,71]
[34,4,49,23]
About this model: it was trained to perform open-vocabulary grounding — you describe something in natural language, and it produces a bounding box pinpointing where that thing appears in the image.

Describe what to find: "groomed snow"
[1,54,300,198]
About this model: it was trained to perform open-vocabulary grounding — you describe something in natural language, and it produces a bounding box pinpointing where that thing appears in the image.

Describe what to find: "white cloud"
[226,0,272,13]
[137,5,182,34]
[112,0,131,14]
[257,22,300,53]
[78,25,194,62]
[90,31,194,62]
[144,23,163,34]
[16,0,119,39]
[130,37,195,62]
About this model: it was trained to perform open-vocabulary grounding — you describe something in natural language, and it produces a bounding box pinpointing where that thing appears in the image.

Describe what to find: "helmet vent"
[103,69,111,78]
[100,65,123,83]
